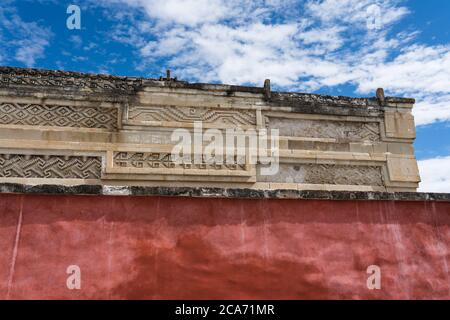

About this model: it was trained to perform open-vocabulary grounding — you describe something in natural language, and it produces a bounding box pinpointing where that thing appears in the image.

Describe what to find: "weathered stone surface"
[0,66,420,191]
[128,105,257,126]
[1,183,449,201]
[0,154,101,179]
[384,110,416,139]
[267,117,381,141]
[0,102,118,129]
[258,164,384,186]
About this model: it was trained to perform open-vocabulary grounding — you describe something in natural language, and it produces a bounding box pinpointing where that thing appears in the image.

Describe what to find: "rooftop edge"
[0,66,415,104]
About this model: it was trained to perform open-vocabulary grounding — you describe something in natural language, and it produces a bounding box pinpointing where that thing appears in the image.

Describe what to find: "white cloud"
[94,0,450,126]
[418,156,450,193]
[0,4,52,67]
[99,0,229,26]
[306,0,409,28]
[69,35,83,49]
[351,44,450,126]
[140,0,227,26]
[354,45,450,94]
[413,94,450,126]
[14,38,50,67]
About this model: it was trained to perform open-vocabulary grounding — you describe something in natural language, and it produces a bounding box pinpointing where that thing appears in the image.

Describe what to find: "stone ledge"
[0,183,448,202]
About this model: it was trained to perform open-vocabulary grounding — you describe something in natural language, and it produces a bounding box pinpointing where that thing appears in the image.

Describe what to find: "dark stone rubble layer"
[0,183,448,202]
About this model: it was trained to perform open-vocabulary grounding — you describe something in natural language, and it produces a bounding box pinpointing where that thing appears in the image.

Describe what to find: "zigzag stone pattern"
[129,105,256,126]
[0,102,118,130]
[0,154,101,179]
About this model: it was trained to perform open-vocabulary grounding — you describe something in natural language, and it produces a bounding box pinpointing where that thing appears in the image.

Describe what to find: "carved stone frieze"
[267,117,381,142]
[0,102,118,130]
[0,154,101,179]
[113,152,247,171]
[128,105,256,126]
[0,67,420,191]
[259,163,383,186]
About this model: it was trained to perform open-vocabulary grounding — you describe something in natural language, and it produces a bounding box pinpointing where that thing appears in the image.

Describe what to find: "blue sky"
[0,0,449,191]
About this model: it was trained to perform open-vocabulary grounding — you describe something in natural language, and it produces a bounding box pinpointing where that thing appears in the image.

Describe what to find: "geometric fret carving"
[260,163,383,186]
[0,102,118,130]
[267,118,381,142]
[129,105,256,126]
[302,164,383,186]
[0,66,421,191]
[0,154,101,179]
[113,152,247,171]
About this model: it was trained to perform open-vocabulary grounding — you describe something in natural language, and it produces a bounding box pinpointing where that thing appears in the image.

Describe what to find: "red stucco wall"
[0,193,449,299]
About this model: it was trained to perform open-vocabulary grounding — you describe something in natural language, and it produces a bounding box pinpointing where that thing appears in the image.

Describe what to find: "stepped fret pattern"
[0,154,101,179]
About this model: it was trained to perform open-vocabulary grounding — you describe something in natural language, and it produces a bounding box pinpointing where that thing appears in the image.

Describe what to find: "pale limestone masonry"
[0,66,420,192]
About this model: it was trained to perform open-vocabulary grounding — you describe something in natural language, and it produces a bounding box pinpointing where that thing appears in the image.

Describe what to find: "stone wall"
[0,67,420,192]
[0,187,448,299]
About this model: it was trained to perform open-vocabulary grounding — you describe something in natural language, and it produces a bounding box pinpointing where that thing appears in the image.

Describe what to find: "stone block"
[384,110,416,139]
[387,155,421,183]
